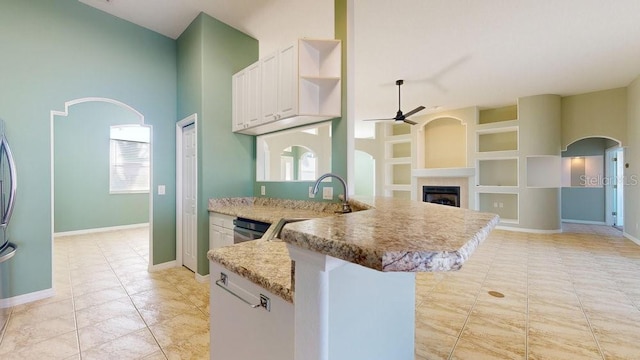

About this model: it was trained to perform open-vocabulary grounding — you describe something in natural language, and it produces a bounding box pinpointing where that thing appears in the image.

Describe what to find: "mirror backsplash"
[256,122,332,182]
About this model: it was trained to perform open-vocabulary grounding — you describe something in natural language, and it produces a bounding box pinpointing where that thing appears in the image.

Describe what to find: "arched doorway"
[561,136,623,227]
[51,98,153,268]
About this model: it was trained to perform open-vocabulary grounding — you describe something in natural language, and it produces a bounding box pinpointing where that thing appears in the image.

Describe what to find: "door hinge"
[612,211,617,216]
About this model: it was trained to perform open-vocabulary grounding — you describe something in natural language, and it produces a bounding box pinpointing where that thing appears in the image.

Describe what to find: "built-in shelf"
[478,192,519,223]
[477,158,518,186]
[478,105,518,125]
[477,127,518,153]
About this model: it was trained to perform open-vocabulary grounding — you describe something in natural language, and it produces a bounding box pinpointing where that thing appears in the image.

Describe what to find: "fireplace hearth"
[423,186,460,207]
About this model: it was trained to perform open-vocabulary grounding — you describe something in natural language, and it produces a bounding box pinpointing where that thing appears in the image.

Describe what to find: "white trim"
[411,167,475,178]
[148,260,177,272]
[561,219,607,225]
[176,114,198,272]
[195,273,210,283]
[495,225,562,234]
[54,223,149,238]
[0,288,55,309]
[623,232,640,246]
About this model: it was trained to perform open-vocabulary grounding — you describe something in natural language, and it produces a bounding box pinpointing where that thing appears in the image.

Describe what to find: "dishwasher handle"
[215,273,270,311]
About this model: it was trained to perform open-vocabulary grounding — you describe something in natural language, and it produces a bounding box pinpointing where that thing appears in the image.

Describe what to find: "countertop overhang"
[208,197,499,273]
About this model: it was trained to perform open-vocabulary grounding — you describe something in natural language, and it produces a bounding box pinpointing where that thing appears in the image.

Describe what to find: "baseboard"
[148,260,177,272]
[0,287,55,309]
[495,225,562,234]
[54,223,149,237]
[195,273,210,283]
[561,219,607,226]
[623,232,640,246]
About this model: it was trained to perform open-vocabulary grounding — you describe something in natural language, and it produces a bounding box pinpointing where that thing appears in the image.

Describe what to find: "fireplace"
[423,186,460,207]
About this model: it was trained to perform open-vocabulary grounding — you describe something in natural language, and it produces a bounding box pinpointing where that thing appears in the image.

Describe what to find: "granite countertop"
[207,196,498,302]
[208,197,372,224]
[208,239,293,303]
[280,197,499,272]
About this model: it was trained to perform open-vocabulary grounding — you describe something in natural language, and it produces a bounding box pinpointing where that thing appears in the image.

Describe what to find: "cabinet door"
[261,52,279,123]
[210,224,224,249]
[232,70,247,132]
[277,43,298,119]
[246,61,262,127]
[222,228,234,247]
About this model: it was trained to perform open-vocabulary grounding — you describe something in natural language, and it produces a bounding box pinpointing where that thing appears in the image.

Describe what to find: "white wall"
[239,0,335,56]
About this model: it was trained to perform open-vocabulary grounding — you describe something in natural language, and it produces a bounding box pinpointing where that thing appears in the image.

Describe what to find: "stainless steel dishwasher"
[232,218,271,243]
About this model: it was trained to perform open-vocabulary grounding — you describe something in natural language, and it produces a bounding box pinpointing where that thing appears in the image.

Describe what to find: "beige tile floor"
[0,227,209,360]
[1,224,640,359]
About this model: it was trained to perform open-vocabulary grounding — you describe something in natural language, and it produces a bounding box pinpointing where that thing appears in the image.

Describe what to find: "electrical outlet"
[493,202,498,208]
[323,187,333,200]
[309,186,315,198]
[158,185,165,195]
[499,202,504,208]
[260,185,266,196]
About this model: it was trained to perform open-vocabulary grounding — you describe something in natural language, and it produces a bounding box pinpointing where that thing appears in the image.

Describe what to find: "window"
[110,125,150,193]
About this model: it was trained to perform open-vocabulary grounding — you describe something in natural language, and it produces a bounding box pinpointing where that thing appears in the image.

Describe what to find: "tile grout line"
[98,235,170,360]
[65,243,84,360]
[524,237,529,360]
[446,237,501,360]
[565,251,606,360]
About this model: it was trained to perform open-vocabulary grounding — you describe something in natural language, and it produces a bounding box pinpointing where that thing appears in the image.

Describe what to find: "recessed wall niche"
[423,117,466,168]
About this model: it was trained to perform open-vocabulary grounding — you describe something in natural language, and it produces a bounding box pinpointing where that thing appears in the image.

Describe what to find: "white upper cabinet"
[232,39,342,135]
[232,61,261,132]
[260,52,279,123]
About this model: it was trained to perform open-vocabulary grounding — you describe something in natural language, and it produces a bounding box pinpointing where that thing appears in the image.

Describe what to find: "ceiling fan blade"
[362,118,394,122]
[403,119,418,125]
[402,106,426,118]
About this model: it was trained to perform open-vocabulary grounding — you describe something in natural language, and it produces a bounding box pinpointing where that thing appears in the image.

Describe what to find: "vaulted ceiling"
[79,0,640,136]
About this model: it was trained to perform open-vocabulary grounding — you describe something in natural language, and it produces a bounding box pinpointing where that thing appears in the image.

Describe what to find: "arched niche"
[419,116,467,169]
[50,97,153,263]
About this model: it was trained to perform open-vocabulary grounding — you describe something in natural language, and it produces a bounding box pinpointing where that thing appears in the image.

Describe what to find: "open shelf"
[478,127,518,153]
[298,77,341,115]
[298,39,341,78]
[477,158,518,186]
[478,105,518,125]
[478,192,519,223]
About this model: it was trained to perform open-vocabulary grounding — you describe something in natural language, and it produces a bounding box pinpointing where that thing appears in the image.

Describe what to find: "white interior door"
[182,123,197,271]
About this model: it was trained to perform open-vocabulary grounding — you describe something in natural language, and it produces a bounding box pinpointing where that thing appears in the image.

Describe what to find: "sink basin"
[262,218,310,241]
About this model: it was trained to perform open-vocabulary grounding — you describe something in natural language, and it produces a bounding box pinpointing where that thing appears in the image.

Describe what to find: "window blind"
[110,139,150,193]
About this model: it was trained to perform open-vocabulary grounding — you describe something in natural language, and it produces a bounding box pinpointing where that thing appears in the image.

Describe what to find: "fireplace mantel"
[412,167,475,178]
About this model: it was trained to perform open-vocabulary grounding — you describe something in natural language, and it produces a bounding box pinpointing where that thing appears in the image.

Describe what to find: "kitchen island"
[208,197,499,360]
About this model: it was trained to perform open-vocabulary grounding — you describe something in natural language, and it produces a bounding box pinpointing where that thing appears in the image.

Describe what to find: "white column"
[287,244,416,360]
[287,245,347,360]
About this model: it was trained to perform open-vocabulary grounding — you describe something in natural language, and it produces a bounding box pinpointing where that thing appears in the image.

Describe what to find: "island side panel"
[328,262,416,360]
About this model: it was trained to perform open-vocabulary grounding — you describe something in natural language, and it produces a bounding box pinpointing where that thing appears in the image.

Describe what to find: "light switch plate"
[260,185,266,196]
[158,185,165,195]
[322,187,333,200]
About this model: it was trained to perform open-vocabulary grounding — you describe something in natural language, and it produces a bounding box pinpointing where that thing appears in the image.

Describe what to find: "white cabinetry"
[209,213,235,250]
[233,39,341,135]
[232,61,261,132]
[210,262,294,360]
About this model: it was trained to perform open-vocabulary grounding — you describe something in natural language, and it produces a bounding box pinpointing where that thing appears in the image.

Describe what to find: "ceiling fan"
[364,79,426,125]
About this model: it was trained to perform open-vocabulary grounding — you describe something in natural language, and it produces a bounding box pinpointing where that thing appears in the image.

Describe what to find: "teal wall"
[177,13,258,275]
[561,138,613,222]
[254,0,347,201]
[0,0,176,299]
[54,101,149,233]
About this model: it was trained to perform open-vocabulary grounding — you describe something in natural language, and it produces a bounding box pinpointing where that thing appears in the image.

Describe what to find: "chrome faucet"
[313,173,352,213]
